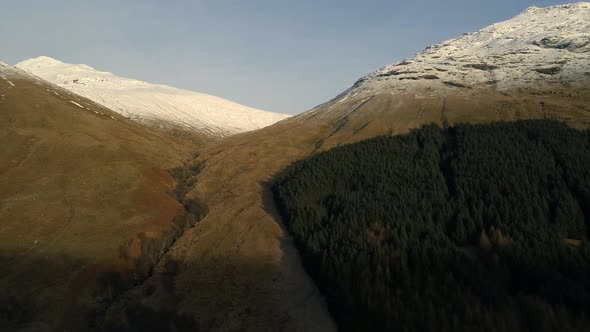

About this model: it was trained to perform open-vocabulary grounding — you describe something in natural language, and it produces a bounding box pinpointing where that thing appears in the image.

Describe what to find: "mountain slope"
[347,2,590,97]
[120,3,590,331]
[16,56,290,136]
[296,2,590,149]
[0,60,201,331]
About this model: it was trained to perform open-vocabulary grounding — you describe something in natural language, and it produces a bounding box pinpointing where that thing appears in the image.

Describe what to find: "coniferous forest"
[272,120,590,332]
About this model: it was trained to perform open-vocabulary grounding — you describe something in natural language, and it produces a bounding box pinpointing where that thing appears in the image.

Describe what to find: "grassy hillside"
[0,72,203,331]
[273,120,590,331]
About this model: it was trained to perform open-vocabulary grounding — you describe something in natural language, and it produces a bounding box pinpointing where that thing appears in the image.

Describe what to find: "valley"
[2,2,590,331]
[129,4,590,330]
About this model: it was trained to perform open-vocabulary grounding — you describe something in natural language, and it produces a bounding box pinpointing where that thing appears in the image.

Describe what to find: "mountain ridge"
[16,56,290,136]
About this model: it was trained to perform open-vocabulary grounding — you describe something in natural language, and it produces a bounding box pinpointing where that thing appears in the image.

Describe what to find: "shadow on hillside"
[0,253,201,332]
[259,180,306,276]
[259,180,289,243]
[1,180,327,332]
[259,180,336,331]
[0,247,305,332]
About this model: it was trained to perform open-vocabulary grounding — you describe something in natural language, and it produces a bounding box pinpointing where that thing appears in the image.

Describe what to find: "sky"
[0,0,575,115]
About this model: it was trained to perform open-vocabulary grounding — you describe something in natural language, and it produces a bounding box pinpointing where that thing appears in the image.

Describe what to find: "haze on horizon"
[1,0,574,115]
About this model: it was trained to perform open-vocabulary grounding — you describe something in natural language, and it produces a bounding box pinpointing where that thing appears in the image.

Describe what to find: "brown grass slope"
[135,81,590,331]
[0,71,198,330]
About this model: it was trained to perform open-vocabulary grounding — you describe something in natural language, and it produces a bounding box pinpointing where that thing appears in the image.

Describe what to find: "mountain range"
[2,2,590,331]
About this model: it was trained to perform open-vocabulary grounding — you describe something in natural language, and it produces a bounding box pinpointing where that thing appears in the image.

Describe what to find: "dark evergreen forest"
[272,120,590,332]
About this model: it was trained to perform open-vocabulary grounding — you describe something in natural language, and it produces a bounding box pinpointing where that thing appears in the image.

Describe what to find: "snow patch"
[69,101,84,109]
[0,74,15,87]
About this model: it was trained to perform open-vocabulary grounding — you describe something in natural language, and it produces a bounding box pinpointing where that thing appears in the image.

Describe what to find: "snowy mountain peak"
[20,56,100,72]
[338,2,590,103]
[24,55,64,66]
[16,56,290,136]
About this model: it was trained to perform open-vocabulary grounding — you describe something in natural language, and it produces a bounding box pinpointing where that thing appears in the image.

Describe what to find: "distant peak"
[16,55,290,135]
[18,56,64,67]
[17,56,99,73]
[36,55,60,62]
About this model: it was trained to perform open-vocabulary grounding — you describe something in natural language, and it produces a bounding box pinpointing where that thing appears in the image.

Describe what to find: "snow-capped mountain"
[16,56,290,135]
[300,2,590,121]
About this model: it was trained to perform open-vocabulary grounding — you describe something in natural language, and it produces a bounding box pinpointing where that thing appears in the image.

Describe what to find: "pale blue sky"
[1,0,574,114]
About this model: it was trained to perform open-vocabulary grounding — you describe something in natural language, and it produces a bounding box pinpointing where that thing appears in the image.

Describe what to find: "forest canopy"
[272,120,590,332]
